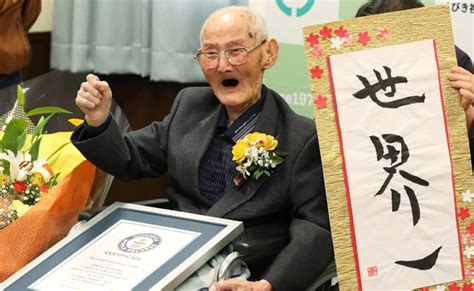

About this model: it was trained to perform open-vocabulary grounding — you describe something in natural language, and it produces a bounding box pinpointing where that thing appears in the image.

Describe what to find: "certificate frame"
[1,202,244,290]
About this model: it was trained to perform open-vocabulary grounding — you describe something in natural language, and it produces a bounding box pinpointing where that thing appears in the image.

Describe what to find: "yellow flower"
[10,200,32,217]
[245,132,278,150]
[0,175,9,185]
[232,139,249,164]
[31,172,45,186]
[232,132,285,180]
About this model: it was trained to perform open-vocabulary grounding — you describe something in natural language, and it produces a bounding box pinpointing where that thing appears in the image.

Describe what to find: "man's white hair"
[199,6,268,46]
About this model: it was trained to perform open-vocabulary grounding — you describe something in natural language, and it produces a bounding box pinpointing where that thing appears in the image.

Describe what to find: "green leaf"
[0,160,10,176]
[1,119,27,154]
[274,150,288,157]
[247,164,257,172]
[17,127,28,152]
[26,106,72,117]
[29,136,42,160]
[48,149,60,166]
[17,85,25,106]
[273,158,284,167]
[262,169,271,177]
[46,172,60,188]
[30,115,45,145]
[253,169,263,180]
[46,141,69,161]
[32,114,53,142]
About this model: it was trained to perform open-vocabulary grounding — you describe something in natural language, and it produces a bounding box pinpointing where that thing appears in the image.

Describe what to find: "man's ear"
[263,38,279,69]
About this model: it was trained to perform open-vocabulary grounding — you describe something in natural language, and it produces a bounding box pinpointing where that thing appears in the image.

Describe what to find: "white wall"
[30,0,54,32]
[435,0,474,62]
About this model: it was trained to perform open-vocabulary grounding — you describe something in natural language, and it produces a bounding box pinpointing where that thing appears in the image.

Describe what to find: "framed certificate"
[1,202,243,290]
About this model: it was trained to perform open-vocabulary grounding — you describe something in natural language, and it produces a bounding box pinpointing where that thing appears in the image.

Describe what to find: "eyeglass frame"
[195,39,267,69]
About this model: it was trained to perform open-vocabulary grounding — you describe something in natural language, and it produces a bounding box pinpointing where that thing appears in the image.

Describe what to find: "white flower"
[0,150,51,182]
[243,160,252,168]
[0,150,30,181]
[330,36,346,50]
[236,165,251,178]
[435,285,445,291]
[249,146,259,162]
[10,199,32,217]
[464,245,474,258]
[463,189,473,203]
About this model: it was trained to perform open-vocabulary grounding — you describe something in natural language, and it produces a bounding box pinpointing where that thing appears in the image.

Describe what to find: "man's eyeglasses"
[195,40,267,70]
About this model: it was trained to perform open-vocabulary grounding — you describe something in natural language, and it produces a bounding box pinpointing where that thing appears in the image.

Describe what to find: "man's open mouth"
[221,79,239,87]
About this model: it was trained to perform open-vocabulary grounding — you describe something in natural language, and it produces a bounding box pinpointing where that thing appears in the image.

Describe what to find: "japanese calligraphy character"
[353,66,426,108]
[452,2,460,12]
[395,246,442,270]
[371,134,441,270]
[370,134,429,226]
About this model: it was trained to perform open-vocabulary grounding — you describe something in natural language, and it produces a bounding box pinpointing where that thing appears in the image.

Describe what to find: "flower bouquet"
[232,132,286,180]
[0,86,97,281]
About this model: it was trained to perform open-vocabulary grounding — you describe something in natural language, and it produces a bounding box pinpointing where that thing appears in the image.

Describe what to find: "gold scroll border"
[303,5,473,290]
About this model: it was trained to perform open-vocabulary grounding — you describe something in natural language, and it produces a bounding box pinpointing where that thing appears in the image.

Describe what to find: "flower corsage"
[232,132,286,180]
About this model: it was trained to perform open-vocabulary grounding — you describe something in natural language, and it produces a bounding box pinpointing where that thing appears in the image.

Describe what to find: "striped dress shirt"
[198,89,266,204]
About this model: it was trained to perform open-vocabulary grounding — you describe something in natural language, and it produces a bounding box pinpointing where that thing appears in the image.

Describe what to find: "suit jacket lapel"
[207,89,280,217]
[179,102,222,204]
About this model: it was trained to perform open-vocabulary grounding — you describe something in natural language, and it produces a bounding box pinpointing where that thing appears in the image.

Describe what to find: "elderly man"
[72,6,333,291]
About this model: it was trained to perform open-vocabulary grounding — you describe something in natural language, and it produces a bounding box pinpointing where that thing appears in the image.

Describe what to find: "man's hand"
[209,279,272,291]
[448,66,474,129]
[75,74,112,127]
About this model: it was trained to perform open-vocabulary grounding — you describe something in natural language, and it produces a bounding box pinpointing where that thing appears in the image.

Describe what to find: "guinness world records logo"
[118,233,161,253]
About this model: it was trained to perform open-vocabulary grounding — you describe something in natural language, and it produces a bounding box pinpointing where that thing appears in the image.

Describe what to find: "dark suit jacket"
[71,86,333,290]
[455,46,473,74]
[455,47,474,171]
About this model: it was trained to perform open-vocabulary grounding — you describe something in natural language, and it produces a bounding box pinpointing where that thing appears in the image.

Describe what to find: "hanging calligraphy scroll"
[304,5,473,290]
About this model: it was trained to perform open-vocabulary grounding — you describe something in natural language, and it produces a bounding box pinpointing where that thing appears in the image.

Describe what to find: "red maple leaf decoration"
[449,282,461,291]
[468,222,474,235]
[314,95,328,109]
[306,33,319,47]
[334,26,348,38]
[358,31,371,46]
[310,66,324,79]
[458,207,470,220]
[419,288,430,291]
[319,26,332,39]
[463,283,474,291]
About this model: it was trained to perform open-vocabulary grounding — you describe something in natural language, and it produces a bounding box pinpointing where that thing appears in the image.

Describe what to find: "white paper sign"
[30,219,200,290]
[328,39,463,289]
